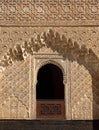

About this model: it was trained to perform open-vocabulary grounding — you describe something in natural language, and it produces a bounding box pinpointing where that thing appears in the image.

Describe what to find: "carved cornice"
[0,0,99,26]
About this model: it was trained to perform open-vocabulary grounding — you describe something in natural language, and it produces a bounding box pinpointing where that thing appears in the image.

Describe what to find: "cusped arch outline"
[36,60,65,79]
[35,59,66,86]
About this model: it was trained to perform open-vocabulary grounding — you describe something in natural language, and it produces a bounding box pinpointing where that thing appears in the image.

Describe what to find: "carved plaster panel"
[71,61,93,120]
[0,27,99,60]
[0,0,99,26]
[0,29,98,119]
[0,58,30,119]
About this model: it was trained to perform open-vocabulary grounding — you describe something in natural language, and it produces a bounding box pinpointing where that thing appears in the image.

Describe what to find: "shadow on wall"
[0,29,99,121]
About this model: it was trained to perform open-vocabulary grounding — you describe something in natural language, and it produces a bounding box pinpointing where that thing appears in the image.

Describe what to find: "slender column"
[29,55,36,119]
[32,56,36,119]
[29,55,32,118]
[65,59,71,120]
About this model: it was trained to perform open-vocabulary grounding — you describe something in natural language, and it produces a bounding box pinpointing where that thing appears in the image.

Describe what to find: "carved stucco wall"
[0,57,30,119]
[0,27,99,59]
[0,0,99,26]
[0,26,99,119]
[71,61,93,119]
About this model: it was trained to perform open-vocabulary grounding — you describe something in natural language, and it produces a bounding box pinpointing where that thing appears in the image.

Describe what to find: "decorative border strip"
[0,0,99,26]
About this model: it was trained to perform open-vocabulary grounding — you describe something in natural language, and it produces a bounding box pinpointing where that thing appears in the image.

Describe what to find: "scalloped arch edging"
[0,29,99,79]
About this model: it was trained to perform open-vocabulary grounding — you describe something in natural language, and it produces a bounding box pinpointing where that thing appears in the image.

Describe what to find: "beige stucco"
[0,0,99,120]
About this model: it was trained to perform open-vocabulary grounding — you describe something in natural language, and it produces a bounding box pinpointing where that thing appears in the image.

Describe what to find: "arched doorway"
[36,63,65,119]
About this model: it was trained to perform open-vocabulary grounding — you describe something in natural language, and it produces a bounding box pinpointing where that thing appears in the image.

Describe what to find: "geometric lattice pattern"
[71,61,93,120]
[0,28,98,120]
[0,58,29,119]
[0,7,98,119]
[0,0,99,26]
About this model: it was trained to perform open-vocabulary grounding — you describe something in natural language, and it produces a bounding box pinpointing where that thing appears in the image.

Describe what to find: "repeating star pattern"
[0,0,98,26]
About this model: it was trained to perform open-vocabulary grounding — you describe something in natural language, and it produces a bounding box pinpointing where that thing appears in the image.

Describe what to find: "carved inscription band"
[0,0,99,26]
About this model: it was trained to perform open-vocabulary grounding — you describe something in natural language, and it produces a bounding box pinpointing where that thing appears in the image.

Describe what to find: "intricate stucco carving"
[0,58,30,119]
[71,61,93,119]
[0,29,99,78]
[0,28,99,119]
[0,0,99,26]
[0,27,99,60]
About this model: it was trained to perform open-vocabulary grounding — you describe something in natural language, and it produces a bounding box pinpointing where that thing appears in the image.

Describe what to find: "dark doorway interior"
[36,63,64,99]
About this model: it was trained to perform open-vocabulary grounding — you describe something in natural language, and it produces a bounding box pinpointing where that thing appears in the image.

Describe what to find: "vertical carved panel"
[0,58,30,119]
[71,61,93,120]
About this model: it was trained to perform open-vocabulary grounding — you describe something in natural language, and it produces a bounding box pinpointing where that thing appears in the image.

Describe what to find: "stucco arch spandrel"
[0,29,99,80]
